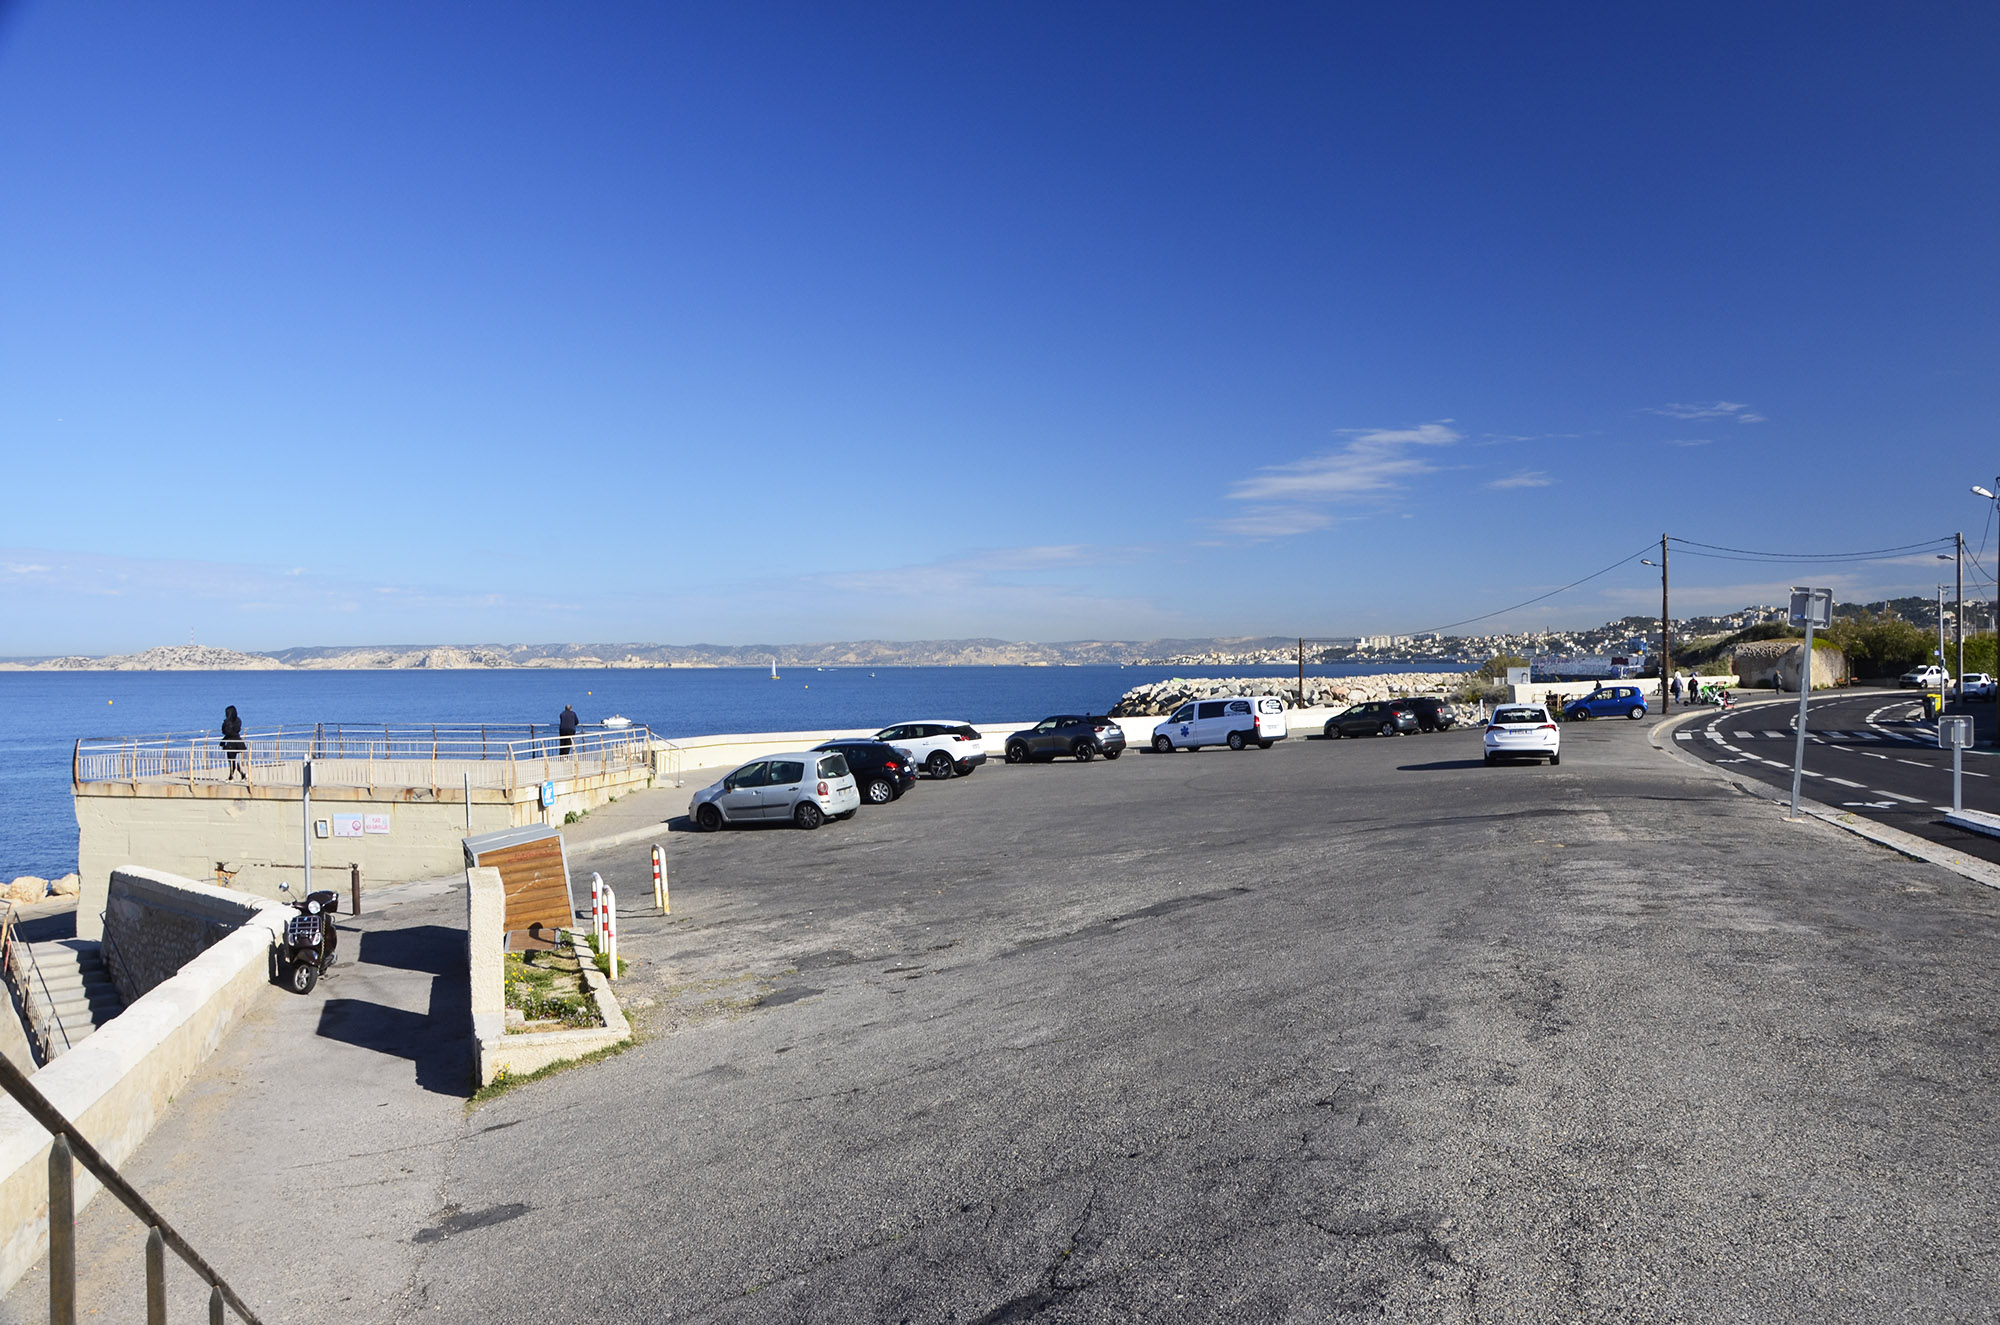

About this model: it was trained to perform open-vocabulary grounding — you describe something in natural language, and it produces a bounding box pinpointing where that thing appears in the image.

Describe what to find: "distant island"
[0,597,1957,672]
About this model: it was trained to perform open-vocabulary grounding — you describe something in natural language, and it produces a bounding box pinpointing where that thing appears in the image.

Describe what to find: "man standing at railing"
[558,704,579,756]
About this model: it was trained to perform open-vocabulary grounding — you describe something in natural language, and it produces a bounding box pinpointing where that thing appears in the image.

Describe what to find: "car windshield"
[1493,708,1545,724]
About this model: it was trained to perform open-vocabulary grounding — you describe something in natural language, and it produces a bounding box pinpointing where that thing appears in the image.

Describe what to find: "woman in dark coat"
[221,705,248,781]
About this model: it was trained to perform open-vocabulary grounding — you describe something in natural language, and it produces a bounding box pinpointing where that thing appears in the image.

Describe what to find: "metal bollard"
[590,873,605,945]
[350,863,362,917]
[49,1135,75,1325]
[651,843,668,913]
[605,887,617,979]
[146,1226,166,1324]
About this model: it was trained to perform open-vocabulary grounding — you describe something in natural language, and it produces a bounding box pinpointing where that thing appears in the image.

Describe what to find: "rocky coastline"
[1109,672,1472,718]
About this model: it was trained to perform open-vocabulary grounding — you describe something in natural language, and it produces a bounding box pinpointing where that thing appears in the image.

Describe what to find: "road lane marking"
[1875,790,1925,804]
[1826,777,1865,788]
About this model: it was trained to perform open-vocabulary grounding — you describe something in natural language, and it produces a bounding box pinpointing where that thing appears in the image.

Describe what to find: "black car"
[1322,701,1421,738]
[1004,715,1128,763]
[1406,697,1458,732]
[811,739,916,805]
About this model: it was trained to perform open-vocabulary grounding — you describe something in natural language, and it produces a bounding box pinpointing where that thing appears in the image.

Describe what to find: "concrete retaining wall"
[467,866,629,1087]
[104,868,270,1004]
[0,868,284,1296]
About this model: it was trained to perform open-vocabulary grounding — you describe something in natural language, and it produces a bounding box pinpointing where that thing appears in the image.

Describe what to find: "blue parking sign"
[541,780,556,808]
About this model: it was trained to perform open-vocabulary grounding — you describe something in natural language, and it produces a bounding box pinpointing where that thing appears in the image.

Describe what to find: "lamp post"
[1641,534,1669,711]
[1975,486,1998,746]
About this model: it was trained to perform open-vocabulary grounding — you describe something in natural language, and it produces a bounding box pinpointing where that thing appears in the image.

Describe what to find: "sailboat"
[770,657,780,680]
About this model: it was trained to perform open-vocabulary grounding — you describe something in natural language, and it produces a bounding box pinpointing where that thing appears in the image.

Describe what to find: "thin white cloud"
[4,563,51,575]
[1487,471,1553,489]
[1666,438,1712,447]
[1211,506,1338,538]
[1645,401,1765,423]
[1229,423,1461,502]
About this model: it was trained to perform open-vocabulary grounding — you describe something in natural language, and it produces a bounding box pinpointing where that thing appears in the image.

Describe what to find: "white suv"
[1959,673,1996,700]
[1150,696,1288,752]
[1900,665,1950,690]
[873,721,987,779]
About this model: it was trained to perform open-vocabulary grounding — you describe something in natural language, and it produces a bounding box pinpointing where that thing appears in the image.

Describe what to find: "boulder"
[48,873,80,897]
[4,876,48,904]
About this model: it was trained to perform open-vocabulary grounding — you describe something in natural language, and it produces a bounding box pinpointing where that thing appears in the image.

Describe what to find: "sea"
[0,661,1470,880]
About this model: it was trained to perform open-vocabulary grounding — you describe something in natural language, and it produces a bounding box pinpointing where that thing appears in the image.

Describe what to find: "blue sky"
[2,3,1996,653]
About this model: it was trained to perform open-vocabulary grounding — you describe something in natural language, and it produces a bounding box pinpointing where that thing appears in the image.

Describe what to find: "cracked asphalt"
[12,712,2000,1322]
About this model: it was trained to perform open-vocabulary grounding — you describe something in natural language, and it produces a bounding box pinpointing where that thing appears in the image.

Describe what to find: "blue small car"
[1562,685,1649,721]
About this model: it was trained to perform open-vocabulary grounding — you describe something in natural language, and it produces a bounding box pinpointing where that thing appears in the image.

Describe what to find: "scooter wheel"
[285,961,319,995]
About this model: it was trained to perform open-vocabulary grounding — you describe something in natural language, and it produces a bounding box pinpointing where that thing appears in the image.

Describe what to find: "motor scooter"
[276,880,339,994]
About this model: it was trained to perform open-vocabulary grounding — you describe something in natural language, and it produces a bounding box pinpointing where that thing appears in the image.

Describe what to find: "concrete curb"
[1650,704,2000,893]
[565,821,675,857]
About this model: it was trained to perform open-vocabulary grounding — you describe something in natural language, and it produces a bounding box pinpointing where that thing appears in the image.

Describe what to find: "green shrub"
[1825,609,1932,678]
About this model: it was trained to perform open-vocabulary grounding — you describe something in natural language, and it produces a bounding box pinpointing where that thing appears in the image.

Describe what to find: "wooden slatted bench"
[463,825,575,951]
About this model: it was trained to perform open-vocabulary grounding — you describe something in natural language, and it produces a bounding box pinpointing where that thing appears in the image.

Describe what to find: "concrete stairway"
[20,939,124,1060]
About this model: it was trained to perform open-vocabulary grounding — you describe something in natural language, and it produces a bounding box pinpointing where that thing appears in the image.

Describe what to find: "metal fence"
[74,723,659,792]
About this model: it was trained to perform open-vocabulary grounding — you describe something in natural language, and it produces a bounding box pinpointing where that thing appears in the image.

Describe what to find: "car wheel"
[865,777,894,805]
[1072,740,1095,762]
[1153,734,1173,754]
[1228,731,1247,751]
[1324,723,1341,739]
[1006,742,1029,764]
[1102,747,1122,760]
[1258,740,1274,749]
[926,751,954,779]
[1628,706,1645,720]
[1379,722,1395,737]
[794,801,824,830]
[1550,752,1561,765]
[694,803,723,832]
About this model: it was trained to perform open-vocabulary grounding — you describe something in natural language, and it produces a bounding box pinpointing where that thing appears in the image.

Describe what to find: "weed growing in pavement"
[467,1039,634,1107]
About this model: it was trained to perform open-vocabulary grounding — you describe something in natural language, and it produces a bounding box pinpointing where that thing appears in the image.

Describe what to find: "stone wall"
[1730,639,1849,690]
[103,868,270,1004]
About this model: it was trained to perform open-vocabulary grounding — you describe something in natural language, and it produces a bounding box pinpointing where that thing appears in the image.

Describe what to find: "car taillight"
[1540,724,1558,732]
[884,761,900,771]
[1486,725,1502,733]
[817,781,829,796]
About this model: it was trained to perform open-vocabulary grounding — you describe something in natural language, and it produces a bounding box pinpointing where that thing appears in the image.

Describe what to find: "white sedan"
[1484,704,1561,766]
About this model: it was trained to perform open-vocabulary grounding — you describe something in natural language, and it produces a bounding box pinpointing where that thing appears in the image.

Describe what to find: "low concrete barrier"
[467,867,629,1087]
[0,869,284,1296]
[104,868,269,1004]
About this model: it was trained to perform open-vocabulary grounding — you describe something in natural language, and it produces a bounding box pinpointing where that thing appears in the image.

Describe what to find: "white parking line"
[1876,790,1925,804]
[1897,758,1931,768]
[1826,777,1865,788]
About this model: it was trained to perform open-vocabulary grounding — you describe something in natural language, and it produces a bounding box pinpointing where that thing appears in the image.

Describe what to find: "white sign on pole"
[1788,587,1832,629]
[1940,715,1974,749]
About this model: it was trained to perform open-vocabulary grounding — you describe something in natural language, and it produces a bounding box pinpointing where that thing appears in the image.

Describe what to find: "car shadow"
[1398,759,1491,771]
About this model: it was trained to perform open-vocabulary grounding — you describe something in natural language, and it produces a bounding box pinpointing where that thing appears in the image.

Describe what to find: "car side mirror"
[722,778,736,792]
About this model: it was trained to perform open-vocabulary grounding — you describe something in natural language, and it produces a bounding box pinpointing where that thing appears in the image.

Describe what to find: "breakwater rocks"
[1110,672,1470,718]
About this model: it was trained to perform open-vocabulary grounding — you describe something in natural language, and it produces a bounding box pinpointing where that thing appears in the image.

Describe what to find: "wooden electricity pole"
[1659,534,1671,712]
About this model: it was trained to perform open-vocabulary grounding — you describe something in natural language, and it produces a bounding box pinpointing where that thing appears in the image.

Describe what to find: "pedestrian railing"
[0,907,70,1066]
[0,1051,263,1323]
[74,723,655,794]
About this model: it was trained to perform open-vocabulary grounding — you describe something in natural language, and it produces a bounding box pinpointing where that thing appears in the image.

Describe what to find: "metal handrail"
[0,1050,263,1323]
[1,918,70,1064]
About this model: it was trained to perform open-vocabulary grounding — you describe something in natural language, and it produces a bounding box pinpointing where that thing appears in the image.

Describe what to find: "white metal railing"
[74,722,656,793]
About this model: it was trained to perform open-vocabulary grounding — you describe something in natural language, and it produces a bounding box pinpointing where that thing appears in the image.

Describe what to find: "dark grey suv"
[1323,701,1420,738]
[1004,715,1127,763]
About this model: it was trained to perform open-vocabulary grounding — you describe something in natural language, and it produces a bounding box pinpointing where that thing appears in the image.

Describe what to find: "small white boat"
[601,715,632,729]
[770,657,780,680]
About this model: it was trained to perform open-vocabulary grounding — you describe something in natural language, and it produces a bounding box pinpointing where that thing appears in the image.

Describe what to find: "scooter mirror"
[278,881,291,892]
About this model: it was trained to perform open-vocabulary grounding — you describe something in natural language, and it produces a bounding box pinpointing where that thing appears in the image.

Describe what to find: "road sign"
[540,780,556,808]
[1788,587,1832,629]
[1941,715,1974,749]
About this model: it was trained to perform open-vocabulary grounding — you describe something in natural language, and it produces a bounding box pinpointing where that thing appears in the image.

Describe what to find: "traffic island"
[465,866,629,1090]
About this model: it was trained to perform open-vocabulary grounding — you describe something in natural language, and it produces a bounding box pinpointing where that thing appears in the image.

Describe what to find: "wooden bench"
[463,825,574,950]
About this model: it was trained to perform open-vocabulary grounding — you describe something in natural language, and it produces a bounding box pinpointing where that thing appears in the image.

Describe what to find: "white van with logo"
[1150,696,1288,752]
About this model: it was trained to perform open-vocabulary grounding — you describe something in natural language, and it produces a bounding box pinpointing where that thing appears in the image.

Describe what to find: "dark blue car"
[1562,685,1649,721]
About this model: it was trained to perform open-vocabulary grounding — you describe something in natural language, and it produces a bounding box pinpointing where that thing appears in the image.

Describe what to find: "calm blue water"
[0,662,1468,878]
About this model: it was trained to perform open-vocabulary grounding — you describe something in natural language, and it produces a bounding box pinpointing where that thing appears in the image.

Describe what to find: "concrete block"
[466,867,505,1019]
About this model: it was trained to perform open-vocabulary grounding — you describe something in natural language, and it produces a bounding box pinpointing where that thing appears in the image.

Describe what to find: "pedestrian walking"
[1670,675,1683,704]
[558,704,580,756]
[220,705,248,781]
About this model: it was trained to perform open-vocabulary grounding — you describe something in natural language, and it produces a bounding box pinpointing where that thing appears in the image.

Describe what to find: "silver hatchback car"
[689,751,862,830]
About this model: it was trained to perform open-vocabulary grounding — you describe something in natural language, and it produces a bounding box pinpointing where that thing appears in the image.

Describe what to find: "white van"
[1151,696,1288,752]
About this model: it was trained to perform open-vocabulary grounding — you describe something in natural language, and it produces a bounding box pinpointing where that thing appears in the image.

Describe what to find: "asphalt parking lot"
[17,712,2000,1323]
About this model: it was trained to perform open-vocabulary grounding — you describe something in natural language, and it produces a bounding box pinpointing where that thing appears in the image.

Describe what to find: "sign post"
[1941,714,1974,815]
[1787,587,1833,820]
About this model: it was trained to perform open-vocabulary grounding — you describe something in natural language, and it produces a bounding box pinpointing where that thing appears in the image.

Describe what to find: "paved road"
[1670,688,2000,865]
[14,714,2000,1322]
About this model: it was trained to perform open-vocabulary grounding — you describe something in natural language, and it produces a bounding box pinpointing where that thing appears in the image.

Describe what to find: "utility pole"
[1956,531,1965,697]
[1938,583,1948,683]
[1659,534,1671,712]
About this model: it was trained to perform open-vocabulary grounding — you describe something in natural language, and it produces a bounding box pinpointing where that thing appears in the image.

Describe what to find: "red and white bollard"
[590,871,606,945]
[604,885,617,979]
[651,843,668,913]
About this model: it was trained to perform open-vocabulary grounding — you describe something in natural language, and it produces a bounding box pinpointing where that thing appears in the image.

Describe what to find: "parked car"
[1406,697,1459,732]
[1959,673,1997,700]
[1900,665,1950,690]
[1323,701,1420,738]
[1562,685,1649,721]
[1485,705,1560,765]
[1151,696,1288,752]
[872,720,987,779]
[1004,715,1127,763]
[811,739,916,805]
[689,751,861,830]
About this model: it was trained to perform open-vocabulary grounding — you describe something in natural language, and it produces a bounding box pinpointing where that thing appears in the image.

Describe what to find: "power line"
[1421,542,1656,637]
[1667,534,1955,565]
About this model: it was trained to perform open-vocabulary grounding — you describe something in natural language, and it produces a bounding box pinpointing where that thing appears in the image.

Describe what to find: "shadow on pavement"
[359,924,463,975]
[1398,759,1489,771]
[317,979,472,1097]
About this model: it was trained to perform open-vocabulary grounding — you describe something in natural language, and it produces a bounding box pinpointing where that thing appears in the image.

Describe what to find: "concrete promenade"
[11,712,2000,1321]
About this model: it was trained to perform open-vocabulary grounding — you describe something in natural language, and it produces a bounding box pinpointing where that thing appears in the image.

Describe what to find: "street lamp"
[1641,534,1669,710]
[1976,485,1998,746]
